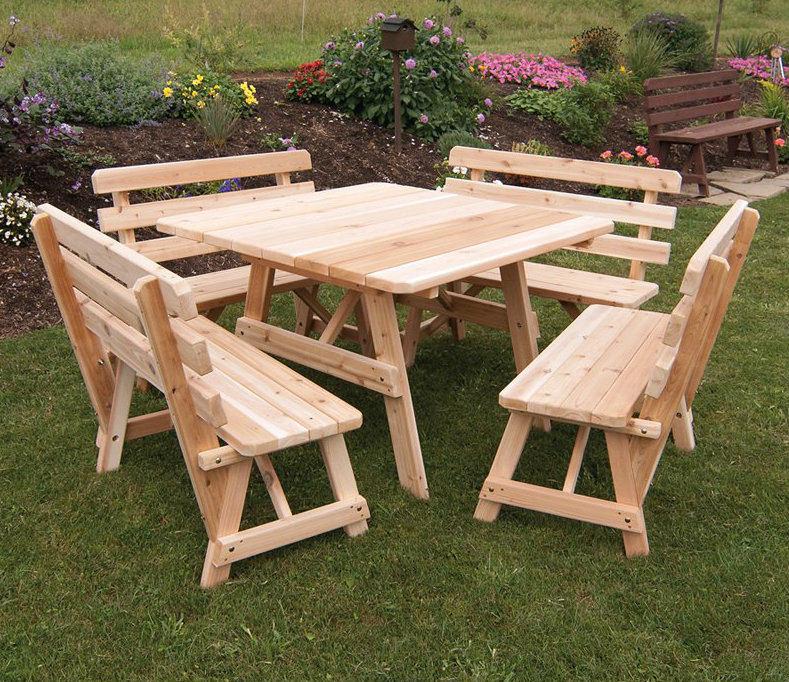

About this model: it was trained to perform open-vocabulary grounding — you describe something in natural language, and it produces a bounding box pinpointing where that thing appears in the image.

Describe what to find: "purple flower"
[484,98,493,108]
[424,19,434,29]
[429,35,440,46]
[355,41,364,50]
[443,26,452,37]
[286,146,297,152]
[419,114,429,123]
[456,37,464,45]
[280,137,292,145]
[376,12,386,19]
[477,113,486,123]
[429,69,438,79]
[324,41,335,50]
[70,180,82,192]
[405,58,416,69]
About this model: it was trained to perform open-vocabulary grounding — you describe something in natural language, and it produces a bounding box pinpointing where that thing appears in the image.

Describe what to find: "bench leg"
[726,135,742,166]
[765,127,778,172]
[320,434,369,537]
[96,361,136,473]
[681,144,709,197]
[605,432,649,558]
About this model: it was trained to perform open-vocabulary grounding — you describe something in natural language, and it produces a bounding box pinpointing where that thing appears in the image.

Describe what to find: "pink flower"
[635,145,647,157]
[405,58,416,69]
[429,69,438,79]
[618,151,633,161]
[646,155,660,166]
[477,113,485,123]
[429,35,440,46]
[484,98,493,108]
[419,114,429,124]
[776,138,786,147]
[355,41,364,51]
[456,37,465,45]
[424,19,434,29]
[600,150,613,160]
[443,26,452,37]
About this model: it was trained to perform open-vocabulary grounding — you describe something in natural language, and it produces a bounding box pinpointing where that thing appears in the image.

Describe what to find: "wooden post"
[393,51,402,154]
[713,0,724,60]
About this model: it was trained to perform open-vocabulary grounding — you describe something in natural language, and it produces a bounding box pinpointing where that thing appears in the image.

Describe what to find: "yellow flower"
[191,90,198,97]
[469,66,475,72]
[620,66,626,73]
[162,87,173,97]
[192,74,204,86]
[196,100,205,109]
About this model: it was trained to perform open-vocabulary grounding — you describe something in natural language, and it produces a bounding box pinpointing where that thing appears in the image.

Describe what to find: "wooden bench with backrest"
[399,146,682,365]
[643,69,780,196]
[33,203,370,588]
[91,151,319,318]
[474,199,758,557]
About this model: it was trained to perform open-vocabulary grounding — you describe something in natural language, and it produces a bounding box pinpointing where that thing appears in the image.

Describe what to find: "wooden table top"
[157,183,614,294]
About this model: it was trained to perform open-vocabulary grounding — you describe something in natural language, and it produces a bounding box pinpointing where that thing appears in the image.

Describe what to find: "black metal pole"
[393,51,402,154]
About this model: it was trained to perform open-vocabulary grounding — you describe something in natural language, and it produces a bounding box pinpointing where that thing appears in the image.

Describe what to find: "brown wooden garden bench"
[643,70,780,196]
[474,199,758,557]
[91,151,319,319]
[33,203,370,588]
[400,146,682,365]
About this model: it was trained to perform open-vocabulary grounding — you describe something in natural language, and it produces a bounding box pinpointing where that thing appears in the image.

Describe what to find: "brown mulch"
[0,71,780,340]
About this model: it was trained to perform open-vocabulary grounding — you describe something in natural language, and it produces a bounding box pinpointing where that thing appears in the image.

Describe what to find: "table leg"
[363,290,429,500]
[244,260,275,322]
[499,261,539,372]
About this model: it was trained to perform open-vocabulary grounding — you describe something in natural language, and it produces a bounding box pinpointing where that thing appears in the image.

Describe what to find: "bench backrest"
[445,146,683,280]
[91,151,314,255]
[634,199,758,499]
[33,205,228,429]
[643,69,743,136]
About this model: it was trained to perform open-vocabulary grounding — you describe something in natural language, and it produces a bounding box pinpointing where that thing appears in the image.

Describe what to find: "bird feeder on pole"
[381,18,416,154]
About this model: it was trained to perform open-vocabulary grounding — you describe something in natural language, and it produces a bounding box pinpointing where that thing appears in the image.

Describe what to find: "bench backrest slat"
[644,81,741,111]
[647,98,741,128]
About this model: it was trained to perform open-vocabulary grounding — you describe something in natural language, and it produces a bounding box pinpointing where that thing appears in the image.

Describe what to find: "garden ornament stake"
[381,18,415,154]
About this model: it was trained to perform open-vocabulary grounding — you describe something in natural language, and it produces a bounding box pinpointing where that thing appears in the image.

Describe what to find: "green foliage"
[291,15,487,140]
[594,66,643,100]
[507,81,615,147]
[23,43,173,126]
[436,130,492,158]
[55,145,116,169]
[629,11,713,72]
[570,26,622,72]
[623,28,676,81]
[511,139,554,155]
[163,70,257,119]
[760,81,789,129]
[725,33,760,58]
[630,118,650,145]
[194,96,239,151]
[260,131,299,151]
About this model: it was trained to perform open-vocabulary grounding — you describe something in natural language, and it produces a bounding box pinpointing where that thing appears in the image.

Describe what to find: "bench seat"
[466,262,660,309]
[656,116,780,144]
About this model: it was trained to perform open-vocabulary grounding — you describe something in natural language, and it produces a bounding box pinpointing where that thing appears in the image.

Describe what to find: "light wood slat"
[92,150,313,193]
[444,178,677,229]
[189,315,363,429]
[98,182,315,232]
[662,295,694,347]
[213,497,369,565]
[447,148,683,193]
[396,292,509,331]
[645,344,678,399]
[131,236,222,262]
[124,410,173,441]
[300,205,564,280]
[198,445,245,471]
[364,215,613,293]
[234,316,402,397]
[479,477,645,532]
[564,233,671,263]
[157,182,424,241]
[680,199,747,295]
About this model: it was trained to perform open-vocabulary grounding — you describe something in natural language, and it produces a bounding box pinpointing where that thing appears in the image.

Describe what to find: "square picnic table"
[157,182,613,499]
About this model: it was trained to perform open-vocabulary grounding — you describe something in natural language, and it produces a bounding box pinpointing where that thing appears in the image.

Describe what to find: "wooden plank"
[364,215,613,293]
[447,148,683,193]
[643,69,739,91]
[396,291,509,330]
[643,81,740,110]
[444,178,678,228]
[480,476,645,532]
[648,98,742,128]
[92,150,313,193]
[564,233,671,263]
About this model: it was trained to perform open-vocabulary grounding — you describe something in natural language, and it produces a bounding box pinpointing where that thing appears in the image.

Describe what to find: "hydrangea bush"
[286,14,489,140]
[470,52,585,88]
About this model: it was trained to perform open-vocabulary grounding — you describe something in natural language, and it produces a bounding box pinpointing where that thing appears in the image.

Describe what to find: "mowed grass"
[2,0,788,70]
[0,192,786,680]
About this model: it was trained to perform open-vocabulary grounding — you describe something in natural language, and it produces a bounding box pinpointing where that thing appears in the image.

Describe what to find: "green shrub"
[505,88,563,119]
[436,130,492,158]
[288,15,488,140]
[725,33,760,58]
[629,12,713,72]
[760,81,789,129]
[594,66,643,100]
[24,43,173,126]
[629,118,650,145]
[194,96,239,151]
[511,139,554,156]
[570,26,621,72]
[623,29,676,81]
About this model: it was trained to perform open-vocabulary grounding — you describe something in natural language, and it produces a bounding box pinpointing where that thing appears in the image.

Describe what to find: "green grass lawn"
[0,193,787,680]
[3,0,788,70]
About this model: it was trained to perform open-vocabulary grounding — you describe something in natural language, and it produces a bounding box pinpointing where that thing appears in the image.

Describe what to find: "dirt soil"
[0,71,780,339]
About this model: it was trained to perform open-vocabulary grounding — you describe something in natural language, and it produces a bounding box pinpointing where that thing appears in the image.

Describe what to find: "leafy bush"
[24,43,173,126]
[471,52,586,88]
[760,81,789,129]
[436,130,492,158]
[725,34,760,58]
[0,187,36,247]
[629,12,713,72]
[630,118,650,145]
[596,146,661,200]
[594,66,643,100]
[506,88,563,118]
[570,27,622,72]
[1,85,82,153]
[289,15,487,140]
[623,29,676,81]
[511,139,554,156]
[163,70,257,118]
